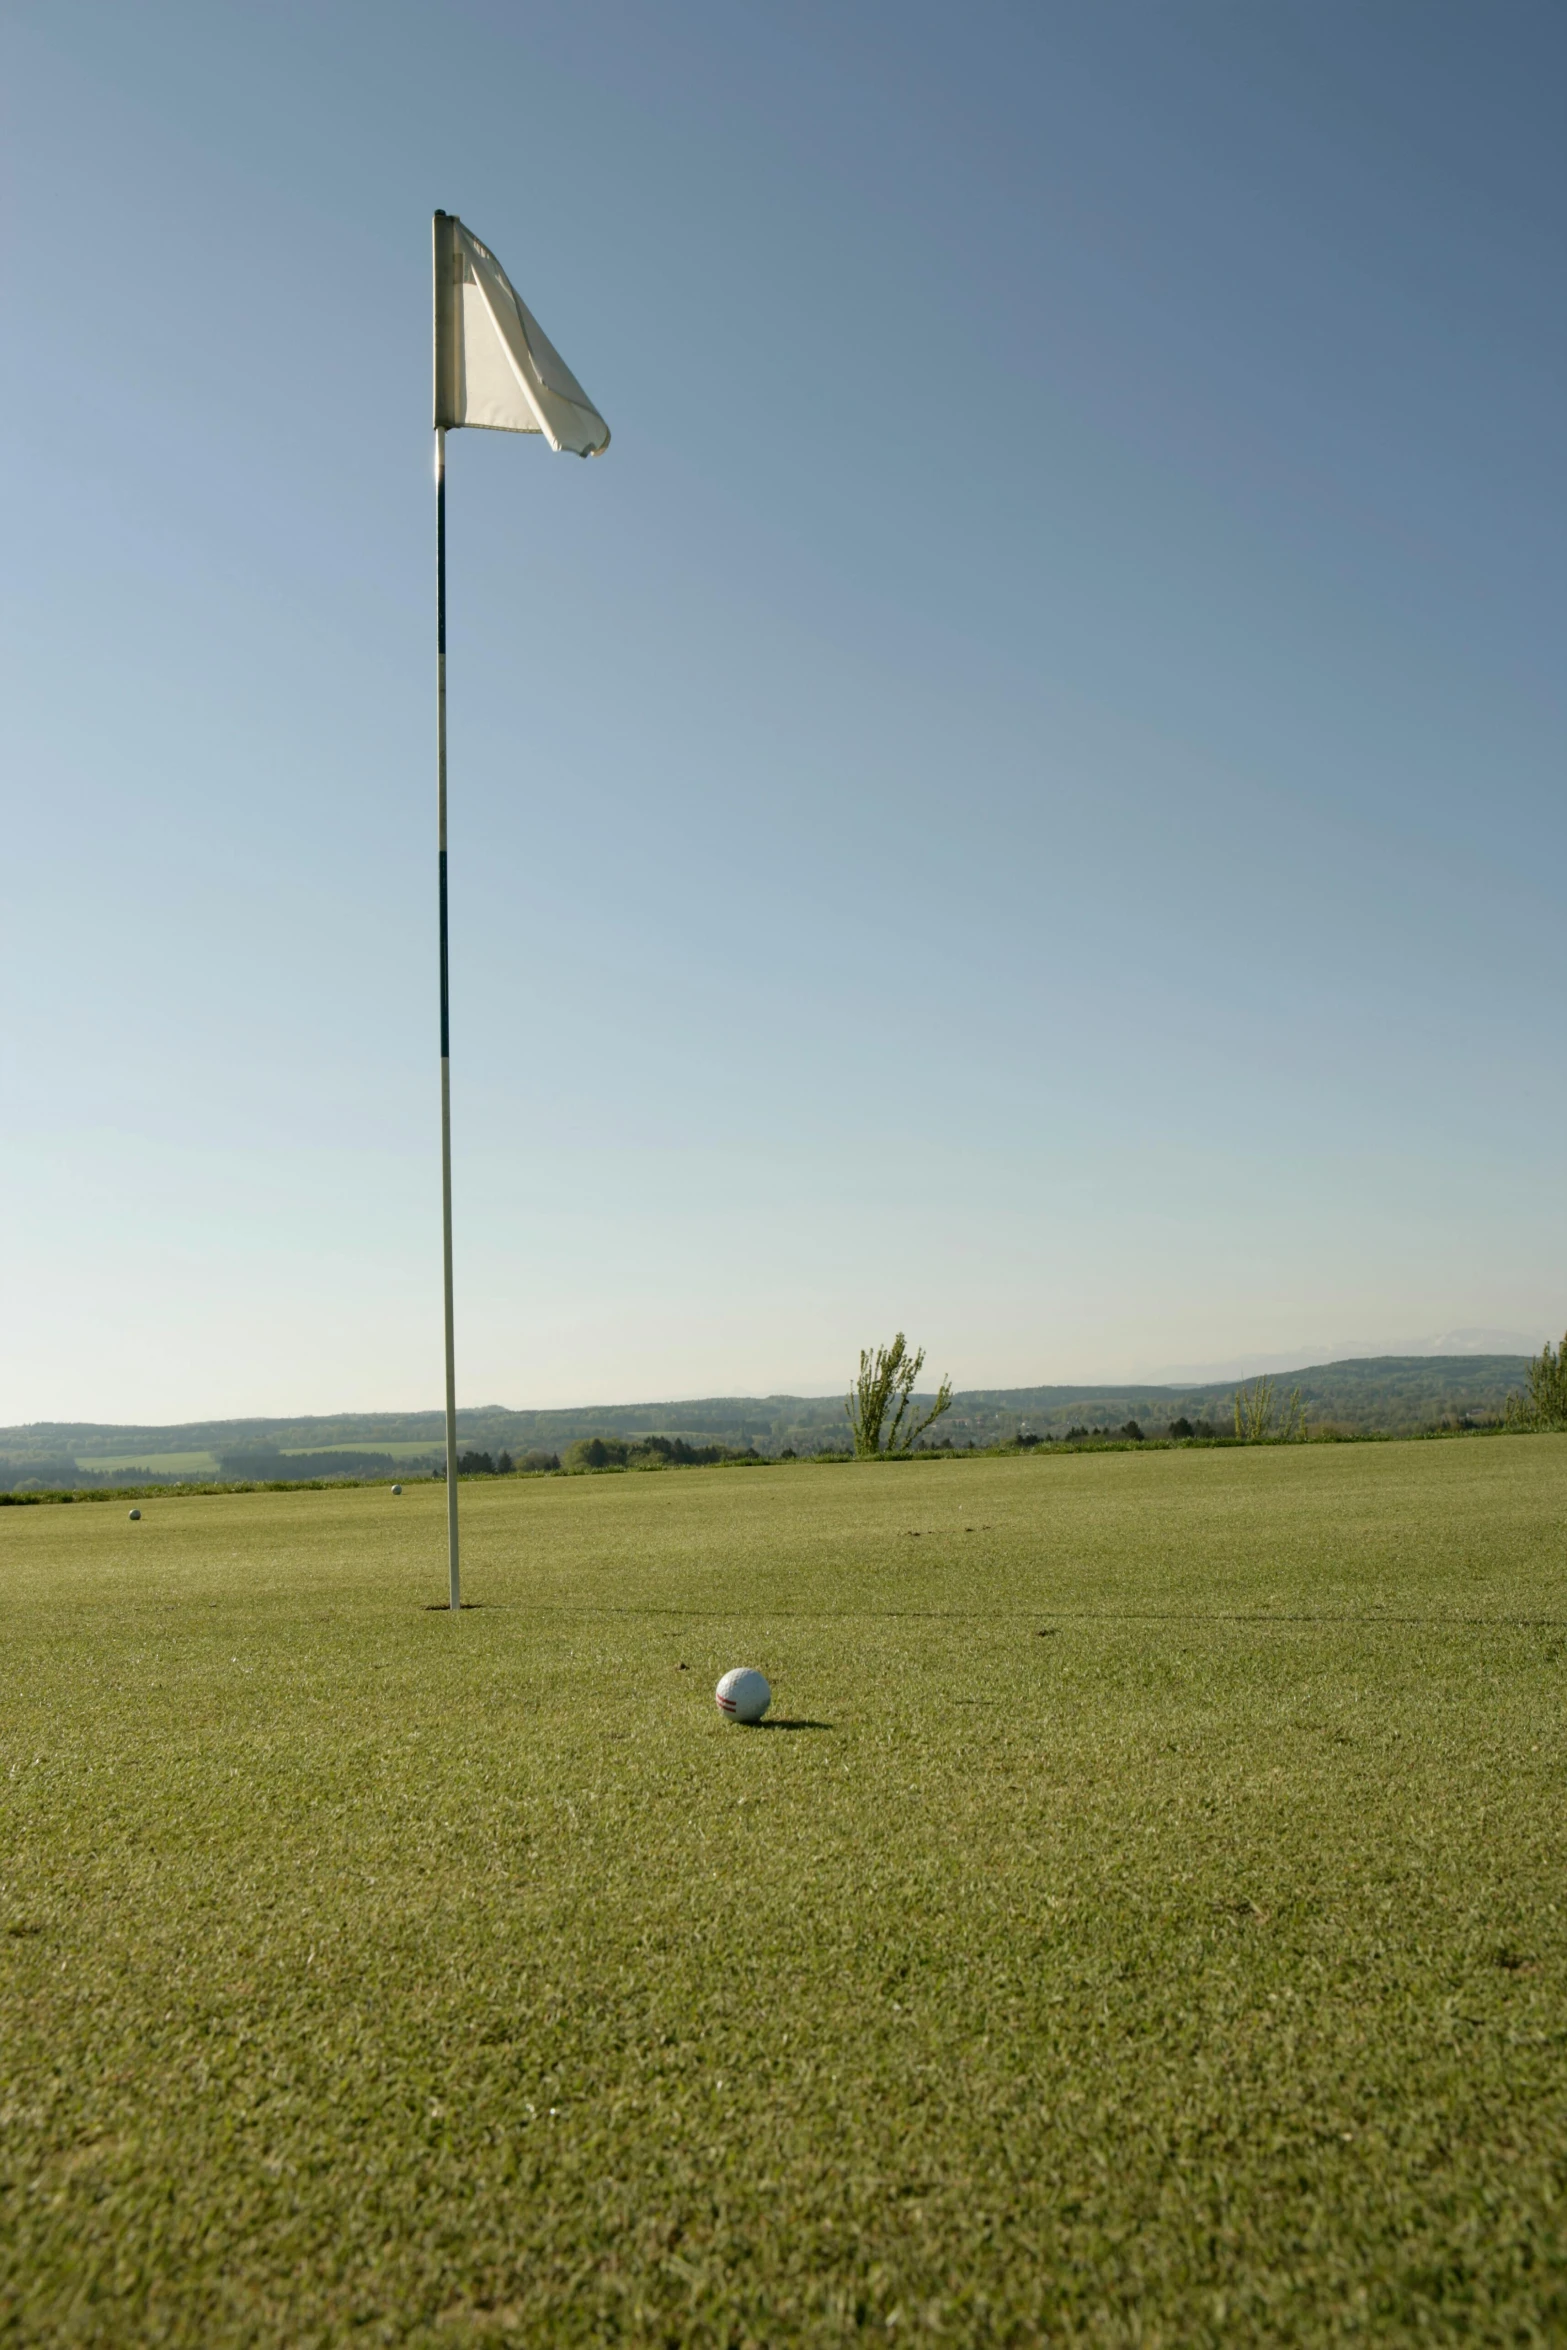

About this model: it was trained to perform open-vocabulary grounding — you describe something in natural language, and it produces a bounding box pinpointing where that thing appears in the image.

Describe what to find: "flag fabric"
[433,211,609,457]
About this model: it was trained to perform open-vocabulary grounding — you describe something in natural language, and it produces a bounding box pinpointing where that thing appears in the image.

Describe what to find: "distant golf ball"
[391,1485,403,1496]
[715,1667,771,1724]
[127,1508,141,1521]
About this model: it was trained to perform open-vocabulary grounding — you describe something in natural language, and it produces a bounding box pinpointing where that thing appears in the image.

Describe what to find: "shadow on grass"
[755,1718,833,1732]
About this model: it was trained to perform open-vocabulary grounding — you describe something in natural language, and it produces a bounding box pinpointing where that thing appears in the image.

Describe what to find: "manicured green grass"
[2,1440,1565,2346]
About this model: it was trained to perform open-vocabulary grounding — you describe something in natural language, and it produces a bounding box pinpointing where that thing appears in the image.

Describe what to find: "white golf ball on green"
[715,1667,771,1724]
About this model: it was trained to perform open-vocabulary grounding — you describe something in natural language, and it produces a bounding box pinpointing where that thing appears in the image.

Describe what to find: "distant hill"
[0,1355,1535,1489]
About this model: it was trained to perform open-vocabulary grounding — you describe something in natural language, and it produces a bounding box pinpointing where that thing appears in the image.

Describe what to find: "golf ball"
[128,1508,141,1521]
[715,1667,771,1724]
[391,1484,403,1496]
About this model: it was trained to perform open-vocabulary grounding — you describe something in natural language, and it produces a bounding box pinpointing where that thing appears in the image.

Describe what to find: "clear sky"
[3,0,1563,1423]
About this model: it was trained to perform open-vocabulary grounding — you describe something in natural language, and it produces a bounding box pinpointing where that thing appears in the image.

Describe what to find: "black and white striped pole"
[429,209,609,1612]
[435,421,460,1611]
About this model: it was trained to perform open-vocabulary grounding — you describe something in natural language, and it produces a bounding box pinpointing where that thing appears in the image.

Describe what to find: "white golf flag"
[433,211,609,457]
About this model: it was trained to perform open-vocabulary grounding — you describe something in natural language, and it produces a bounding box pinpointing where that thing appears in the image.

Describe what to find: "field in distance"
[2,1440,1564,2344]
[68,1440,447,1477]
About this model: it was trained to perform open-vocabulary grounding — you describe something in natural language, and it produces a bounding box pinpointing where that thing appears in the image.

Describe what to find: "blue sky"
[2,0,1562,1421]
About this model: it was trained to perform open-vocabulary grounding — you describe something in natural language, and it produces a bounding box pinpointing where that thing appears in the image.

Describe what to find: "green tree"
[563,1437,629,1472]
[1505,1332,1567,1431]
[846,1334,953,1458]
[1232,1378,1307,1442]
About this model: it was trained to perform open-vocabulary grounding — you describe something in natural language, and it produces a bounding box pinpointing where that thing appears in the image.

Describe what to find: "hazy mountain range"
[1140,1329,1547,1382]
[0,1352,1541,1489]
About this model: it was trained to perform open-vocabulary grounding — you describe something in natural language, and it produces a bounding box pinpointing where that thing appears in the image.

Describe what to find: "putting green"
[2,1440,1564,2344]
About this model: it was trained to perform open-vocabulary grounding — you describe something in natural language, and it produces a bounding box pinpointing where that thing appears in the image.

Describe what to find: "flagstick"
[436,423,461,1611]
